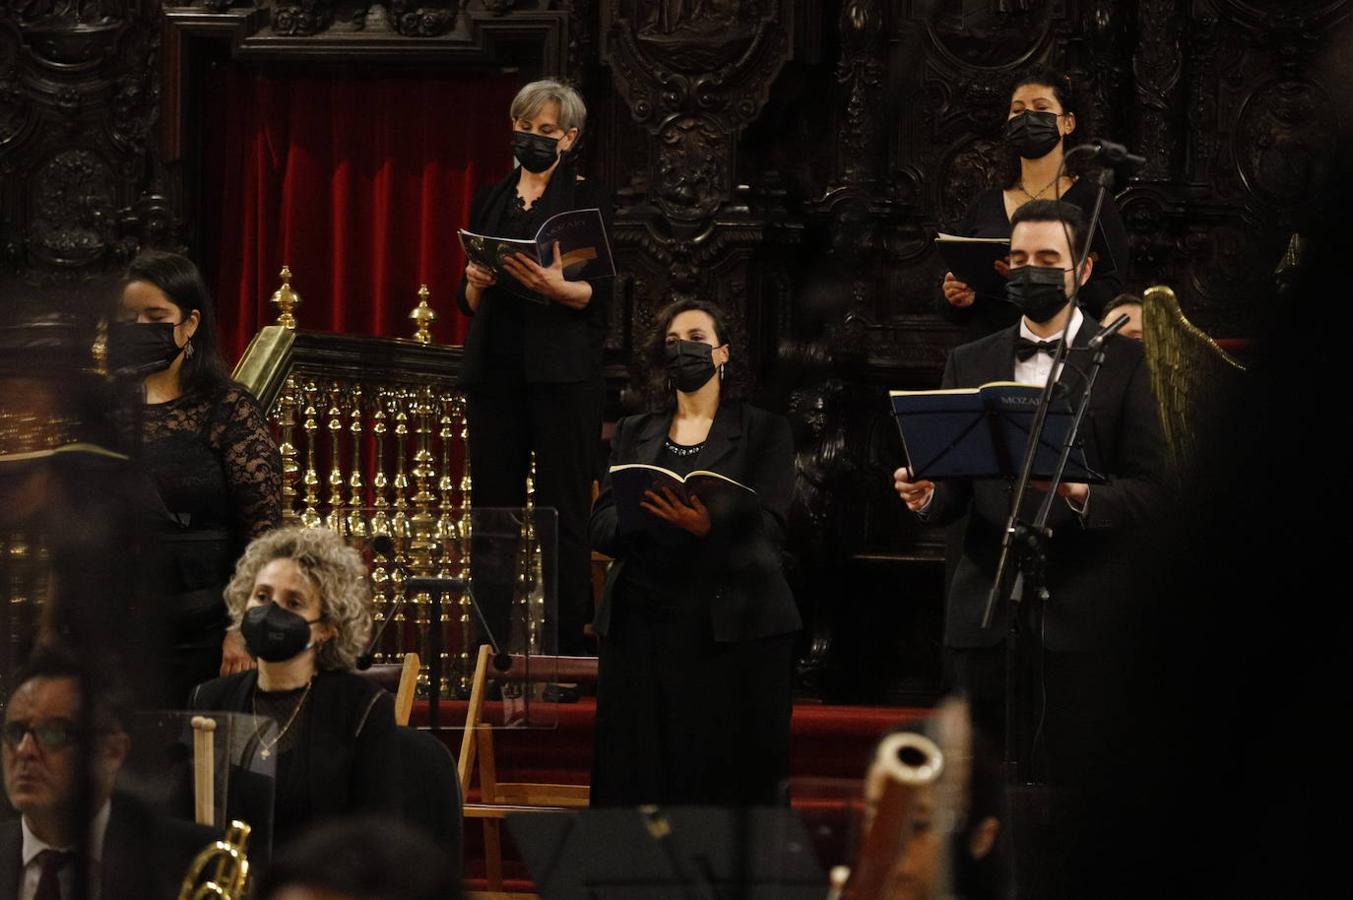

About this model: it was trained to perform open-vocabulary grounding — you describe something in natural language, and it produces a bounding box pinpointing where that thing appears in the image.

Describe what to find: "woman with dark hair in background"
[941,64,1130,340]
[113,250,281,705]
[456,79,613,657]
[588,299,799,807]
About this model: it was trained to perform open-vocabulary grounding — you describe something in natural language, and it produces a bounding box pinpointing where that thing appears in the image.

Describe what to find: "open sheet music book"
[608,464,757,536]
[459,208,615,304]
[890,381,1104,483]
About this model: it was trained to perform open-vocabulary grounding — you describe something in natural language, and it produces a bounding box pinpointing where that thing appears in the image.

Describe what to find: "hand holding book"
[609,464,757,536]
[935,233,1012,300]
[499,241,590,308]
[639,486,711,537]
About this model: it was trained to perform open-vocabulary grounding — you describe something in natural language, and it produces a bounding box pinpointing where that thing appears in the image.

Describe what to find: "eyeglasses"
[1,720,81,752]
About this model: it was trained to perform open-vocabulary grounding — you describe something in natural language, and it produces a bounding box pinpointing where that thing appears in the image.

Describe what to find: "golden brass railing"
[233,278,484,697]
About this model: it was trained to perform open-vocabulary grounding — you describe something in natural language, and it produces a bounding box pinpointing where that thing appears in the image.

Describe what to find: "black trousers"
[466,379,604,656]
[591,579,795,808]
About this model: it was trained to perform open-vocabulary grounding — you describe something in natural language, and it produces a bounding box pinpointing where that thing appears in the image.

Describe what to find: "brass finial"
[91,317,108,376]
[410,284,437,345]
[271,265,302,330]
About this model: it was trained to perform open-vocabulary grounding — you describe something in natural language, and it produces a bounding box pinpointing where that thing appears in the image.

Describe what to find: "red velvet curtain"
[203,68,522,362]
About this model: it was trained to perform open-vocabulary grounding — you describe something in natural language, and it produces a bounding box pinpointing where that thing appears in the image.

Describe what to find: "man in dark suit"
[1,651,213,900]
[894,199,1166,785]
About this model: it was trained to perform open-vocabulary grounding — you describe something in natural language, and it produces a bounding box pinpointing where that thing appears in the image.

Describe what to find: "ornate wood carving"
[600,0,814,389]
[0,1,169,295]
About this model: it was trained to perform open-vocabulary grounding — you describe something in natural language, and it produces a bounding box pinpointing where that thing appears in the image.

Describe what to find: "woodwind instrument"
[178,820,252,900]
[833,731,945,900]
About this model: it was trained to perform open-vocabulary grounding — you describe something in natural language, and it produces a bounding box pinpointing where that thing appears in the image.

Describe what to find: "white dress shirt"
[19,800,111,900]
[1014,306,1084,388]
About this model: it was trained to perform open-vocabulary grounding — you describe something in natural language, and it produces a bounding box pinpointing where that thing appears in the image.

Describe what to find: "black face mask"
[1003,110,1062,160]
[664,340,719,393]
[107,322,182,378]
[1006,265,1071,324]
[240,604,321,663]
[512,131,561,174]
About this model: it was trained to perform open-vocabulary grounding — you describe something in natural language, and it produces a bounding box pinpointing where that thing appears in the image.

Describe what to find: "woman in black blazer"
[189,526,397,852]
[589,299,800,807]
[455,79,612,656]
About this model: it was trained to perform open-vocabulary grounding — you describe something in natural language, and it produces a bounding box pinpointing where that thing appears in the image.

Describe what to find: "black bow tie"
[1015,337,1062,362]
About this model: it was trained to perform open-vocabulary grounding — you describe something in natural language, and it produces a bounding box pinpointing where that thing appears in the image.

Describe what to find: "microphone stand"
[403,575,512,733]
[972,154,1118,897]
[358,548,512,734]
[982,163,1116,792]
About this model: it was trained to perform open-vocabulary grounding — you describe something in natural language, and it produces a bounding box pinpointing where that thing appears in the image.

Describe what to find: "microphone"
[1088,313,1130,350]
[1087,139,1146,167]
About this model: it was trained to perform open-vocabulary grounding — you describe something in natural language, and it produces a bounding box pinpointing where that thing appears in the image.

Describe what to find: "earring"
[719,364,726,380]
[184,339,194,359]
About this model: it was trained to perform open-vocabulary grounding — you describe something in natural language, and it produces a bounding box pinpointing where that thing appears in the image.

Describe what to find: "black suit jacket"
[0,792,216,900]
[590,402,801,643]
[188,670,399,836]
[922,317,1166,652]
[455,163,614,385]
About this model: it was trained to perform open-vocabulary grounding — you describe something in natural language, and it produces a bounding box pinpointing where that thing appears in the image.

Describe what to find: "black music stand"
[508,807,826,900]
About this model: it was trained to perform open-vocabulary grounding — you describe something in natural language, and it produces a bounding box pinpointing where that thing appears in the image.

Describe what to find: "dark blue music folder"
[890,381,1104,483]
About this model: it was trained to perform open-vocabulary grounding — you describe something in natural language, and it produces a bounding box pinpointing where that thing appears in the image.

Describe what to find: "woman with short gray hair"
[455,79,614,656]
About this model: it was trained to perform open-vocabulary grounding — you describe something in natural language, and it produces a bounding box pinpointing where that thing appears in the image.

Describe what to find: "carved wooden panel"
[0,2,172,304]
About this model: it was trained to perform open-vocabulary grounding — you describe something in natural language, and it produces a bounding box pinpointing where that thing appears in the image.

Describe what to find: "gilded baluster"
[389,548,408,666]
[275,377,300,523]
[391,391,411,541]
[455,394,474,697]
[436,394,457,544]
[300,381,322,528]
[410,386,437,544]
[346,384,366,537]
[388,389,417,686]
[324,382,346,534]
[409,387,440,694]
[369,556,390,666]
[523,453,543,657]
[370,397,390,538]
[5,535,31,654]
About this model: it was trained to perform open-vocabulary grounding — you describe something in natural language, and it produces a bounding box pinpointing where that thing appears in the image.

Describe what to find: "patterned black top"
[138,383,282,544]
[130,383,281,665]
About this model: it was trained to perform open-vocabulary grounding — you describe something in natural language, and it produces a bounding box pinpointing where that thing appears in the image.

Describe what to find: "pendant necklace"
[253,678,313,760]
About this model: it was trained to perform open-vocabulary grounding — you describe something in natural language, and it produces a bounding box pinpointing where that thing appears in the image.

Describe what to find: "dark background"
[1,0,1349,704]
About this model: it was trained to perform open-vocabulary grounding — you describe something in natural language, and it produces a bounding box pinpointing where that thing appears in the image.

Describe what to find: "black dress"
[589,403,800,808]
[940,178,1131,341]
[455,162,613,656]
[136,384,281,705]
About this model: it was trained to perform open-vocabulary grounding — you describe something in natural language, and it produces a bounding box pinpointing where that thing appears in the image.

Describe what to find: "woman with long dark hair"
[112,249,281,705]
[940,64,1130,340]
[588,299,800,807]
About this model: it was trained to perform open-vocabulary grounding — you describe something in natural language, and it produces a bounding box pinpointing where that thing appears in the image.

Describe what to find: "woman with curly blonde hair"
[188,526,397,850]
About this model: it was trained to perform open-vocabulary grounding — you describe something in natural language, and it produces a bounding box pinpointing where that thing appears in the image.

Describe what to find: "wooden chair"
[354,651,422,726]
[458,644,599,894]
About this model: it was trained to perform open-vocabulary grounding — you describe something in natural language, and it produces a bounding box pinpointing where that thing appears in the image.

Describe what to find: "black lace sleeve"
[213,386,283,541]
